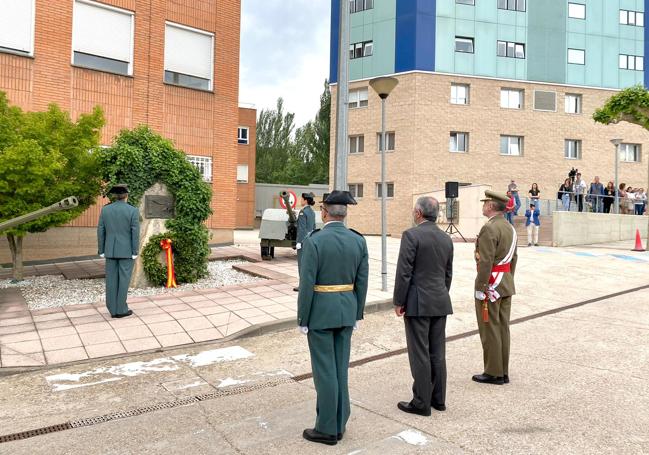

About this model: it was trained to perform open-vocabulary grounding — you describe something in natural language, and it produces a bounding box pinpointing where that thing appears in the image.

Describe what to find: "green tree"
[0,92,104,281]
[593,84,649,129]
[255,98,296,183]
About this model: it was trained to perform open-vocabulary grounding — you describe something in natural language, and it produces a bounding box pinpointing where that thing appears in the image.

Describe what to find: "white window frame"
[348,183,364,198]
[375,182,394,199]
[455,37,474,53]
[500,135,523,156]
[619,143,641,162]
[349,0,373,13]
[349,41,373,59]
[187,155,212,182]
[349,135,364,154]
[348,88,369,109]
[619,55,644,71]
[498,0,526,12]
[236,164,249,183]
[71,0,135,76]
[620,10,644,26]
[449,132,469,153]
[497,40,525,59]
[450,83,470,105]
[500,88,523,109]
[456,0,475,4]
[164,21,214,91]
[568,3,586,19]
[568,48,585,65]
[238,127,249,145]
[376,132,396,153]
[564,139,582,160]
[0,0,36,56]
[565,94,582,114]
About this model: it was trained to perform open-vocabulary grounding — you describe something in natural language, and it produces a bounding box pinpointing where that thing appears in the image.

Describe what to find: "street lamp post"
[610,138,623,214]
[369,77,399,292]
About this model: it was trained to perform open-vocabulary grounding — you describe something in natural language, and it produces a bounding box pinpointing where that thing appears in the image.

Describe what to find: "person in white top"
[572,173,587,212]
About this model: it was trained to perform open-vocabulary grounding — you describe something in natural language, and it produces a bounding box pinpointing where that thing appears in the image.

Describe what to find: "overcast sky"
[239,0,331,127]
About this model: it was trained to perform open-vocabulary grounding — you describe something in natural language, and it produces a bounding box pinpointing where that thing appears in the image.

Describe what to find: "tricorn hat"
[322,190,357,205]
[108,184,129,195]
[301,192,315,200]
[480,189,509,203]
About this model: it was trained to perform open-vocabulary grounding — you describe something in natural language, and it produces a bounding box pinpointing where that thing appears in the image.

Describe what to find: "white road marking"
[390,429,429,446]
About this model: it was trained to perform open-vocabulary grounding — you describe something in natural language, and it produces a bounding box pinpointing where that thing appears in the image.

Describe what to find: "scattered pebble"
[0,260,263,310]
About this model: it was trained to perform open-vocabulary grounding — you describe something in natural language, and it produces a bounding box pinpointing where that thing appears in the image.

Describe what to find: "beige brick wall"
[331,73,649,236]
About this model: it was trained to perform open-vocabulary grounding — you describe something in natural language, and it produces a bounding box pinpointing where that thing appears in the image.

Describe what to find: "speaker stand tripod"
[445,218,467,242]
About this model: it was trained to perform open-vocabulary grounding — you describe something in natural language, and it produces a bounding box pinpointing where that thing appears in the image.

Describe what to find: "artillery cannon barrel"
[280,191,297,224]
[0,197,79,233]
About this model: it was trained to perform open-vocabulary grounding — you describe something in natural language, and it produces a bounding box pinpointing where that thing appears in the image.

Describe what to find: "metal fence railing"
[514,192,647,217]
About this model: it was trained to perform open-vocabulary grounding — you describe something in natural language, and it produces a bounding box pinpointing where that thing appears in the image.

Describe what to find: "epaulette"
[305,229,320,239]
[349,228,364,237]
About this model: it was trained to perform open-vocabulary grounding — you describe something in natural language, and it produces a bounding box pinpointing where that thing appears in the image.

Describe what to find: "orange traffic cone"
[632,229,646,252]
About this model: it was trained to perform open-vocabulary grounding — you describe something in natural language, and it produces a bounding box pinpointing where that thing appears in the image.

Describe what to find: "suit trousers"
[526,224,539,245]
[404,316,447,411]
[307,326,353,436]
[105,258,134,316]
[474,296,512,377]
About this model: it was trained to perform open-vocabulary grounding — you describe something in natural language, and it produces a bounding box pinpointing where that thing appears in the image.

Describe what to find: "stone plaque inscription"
[145,195,175,219]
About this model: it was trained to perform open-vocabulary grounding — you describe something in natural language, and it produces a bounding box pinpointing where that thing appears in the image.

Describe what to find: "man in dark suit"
[297,190,369,446]
[393,196,453,416]
[97,184,139,318]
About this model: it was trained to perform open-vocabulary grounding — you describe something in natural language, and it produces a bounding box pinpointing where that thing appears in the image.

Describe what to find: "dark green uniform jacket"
[296,205,316,244]
[97,200,139,258]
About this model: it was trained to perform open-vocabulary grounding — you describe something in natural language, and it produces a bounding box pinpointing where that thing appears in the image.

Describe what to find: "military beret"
[322,190,357,205]
[480,189,509,203]
[108,184,129,195]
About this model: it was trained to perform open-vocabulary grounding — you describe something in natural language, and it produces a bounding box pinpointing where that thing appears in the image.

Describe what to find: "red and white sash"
[486,224,517,302]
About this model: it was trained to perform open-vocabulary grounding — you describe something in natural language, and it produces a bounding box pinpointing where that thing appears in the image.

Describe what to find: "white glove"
[298,326,309,335]
[353,320,360,330]
[296,243,302,250]
[100,254,105,258]
[131,255,138,260]
[475,291,486,300]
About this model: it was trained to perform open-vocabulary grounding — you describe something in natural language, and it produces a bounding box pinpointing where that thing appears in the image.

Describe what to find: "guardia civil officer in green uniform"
[97,184,140,318]
[297,190,369,446]
[473,190,518,385]
[293,192,316,292]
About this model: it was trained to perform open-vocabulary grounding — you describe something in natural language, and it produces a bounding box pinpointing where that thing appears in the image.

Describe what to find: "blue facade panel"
[330,0,340,84]
[646,0,649,87]
[395,0,436,73]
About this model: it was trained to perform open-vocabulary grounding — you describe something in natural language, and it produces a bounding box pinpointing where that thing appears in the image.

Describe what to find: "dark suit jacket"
[97,200,140,259]
[393,221,453,317]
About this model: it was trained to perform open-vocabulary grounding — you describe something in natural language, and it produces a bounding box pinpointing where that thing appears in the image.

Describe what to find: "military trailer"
[259,191,322,260]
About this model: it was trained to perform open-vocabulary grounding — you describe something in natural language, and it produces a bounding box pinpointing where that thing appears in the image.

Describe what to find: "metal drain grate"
[0,423,72,443]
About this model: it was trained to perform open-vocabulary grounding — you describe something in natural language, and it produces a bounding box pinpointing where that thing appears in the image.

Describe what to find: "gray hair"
[324,204,347,218]
[490,200,507,212]
[415,196,439,221]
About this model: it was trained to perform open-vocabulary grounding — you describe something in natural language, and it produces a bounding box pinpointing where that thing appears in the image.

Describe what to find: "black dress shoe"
[397,401,431,416]
[472,373,504,385]
[504,374,510,384]
[432,403,446,412]
[337,432,344,441]
[302,428,337,446]
[112,310,133,319]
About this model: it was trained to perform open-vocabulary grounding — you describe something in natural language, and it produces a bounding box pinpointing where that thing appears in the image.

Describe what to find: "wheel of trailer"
[261,245,272,260]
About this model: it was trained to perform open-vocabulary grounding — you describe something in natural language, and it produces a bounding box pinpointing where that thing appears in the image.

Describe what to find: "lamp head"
[610,138,623,146]
[369,77,399,99]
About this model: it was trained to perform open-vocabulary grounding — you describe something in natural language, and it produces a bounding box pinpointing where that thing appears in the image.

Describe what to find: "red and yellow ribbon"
[160,239,177,288]
[482,299,489,323]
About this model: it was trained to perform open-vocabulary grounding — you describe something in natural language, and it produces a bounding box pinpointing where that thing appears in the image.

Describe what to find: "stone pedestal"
[130,183,174,289]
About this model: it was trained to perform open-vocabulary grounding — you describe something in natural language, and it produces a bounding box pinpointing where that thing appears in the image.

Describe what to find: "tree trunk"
[7,233,24,282]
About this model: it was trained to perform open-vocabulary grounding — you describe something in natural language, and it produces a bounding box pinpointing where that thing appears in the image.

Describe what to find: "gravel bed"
[0,260,263,310]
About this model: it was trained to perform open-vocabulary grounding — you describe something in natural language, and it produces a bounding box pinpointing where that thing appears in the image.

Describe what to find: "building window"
[164,22,214,91]
[497,41,525,59]
[236,164,249,183]
[500,89,523,109]
[375,182,394,198]
[349,41,373,59]
[456,0,475,4]
[451,84,470,104]
[619,143,641,162]
[187,155,212,182]
[455,37,474,53]
[450,132,469,153]
[349,88,368,108]
[620,10,644,26]
[348,183,364,198]
[377,132,396,152]
[564,140,582,160]
[533,90,557,112]
[497,0,526,12]
[238,127,249,144]
[619,55,644,71]
[500,136,523,156]
[568,3,586,19]
[0,0,35,56]
[349,135,364,154]
[565,94,582,114]
[349,0,373,13]
[568,48,585,65]
[72,0,134,76]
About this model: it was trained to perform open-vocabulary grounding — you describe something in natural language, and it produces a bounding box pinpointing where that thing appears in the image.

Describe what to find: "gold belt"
[313,284,354,292]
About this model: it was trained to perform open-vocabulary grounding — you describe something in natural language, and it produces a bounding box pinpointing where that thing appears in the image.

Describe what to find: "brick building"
[329,0,649,235]
[0,0,254,262]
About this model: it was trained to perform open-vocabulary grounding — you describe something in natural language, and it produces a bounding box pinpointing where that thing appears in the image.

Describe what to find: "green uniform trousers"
[474,296,511,377]
[297,248,303,273]
[105,258,134,317]
[307,326,353,437]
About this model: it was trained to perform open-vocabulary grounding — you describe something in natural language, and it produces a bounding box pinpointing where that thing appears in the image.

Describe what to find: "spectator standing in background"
[505,191,515,225]
[528,183,541,210]
[588,176,604,213]
[559,179,572,211]
[573,173,587,212]
[626,187,636,215]
[603,181,615,214]
[508,180,521,215]
[634,188,645,215]
[525,202,541,247]
[618,183,628,214]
